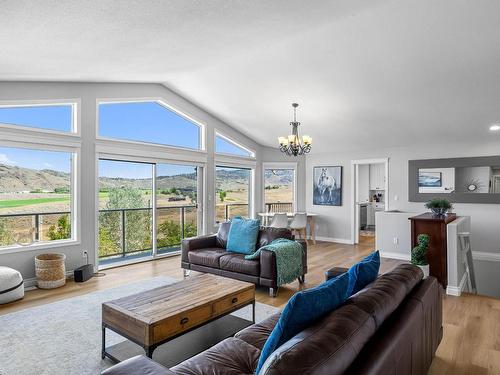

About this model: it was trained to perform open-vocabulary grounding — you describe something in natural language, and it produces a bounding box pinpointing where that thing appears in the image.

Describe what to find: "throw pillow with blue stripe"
[255,272,350,374]
[226,216,260,255]
[347,250,380,295]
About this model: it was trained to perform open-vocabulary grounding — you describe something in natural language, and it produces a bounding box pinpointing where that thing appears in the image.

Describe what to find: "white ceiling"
[1,0,500,153]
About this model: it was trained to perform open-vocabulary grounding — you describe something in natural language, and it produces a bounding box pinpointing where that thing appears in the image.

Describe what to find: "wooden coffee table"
[101,274,255,363]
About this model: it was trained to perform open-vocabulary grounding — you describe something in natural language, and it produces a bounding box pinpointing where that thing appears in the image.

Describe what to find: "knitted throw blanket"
[245,238,303,286]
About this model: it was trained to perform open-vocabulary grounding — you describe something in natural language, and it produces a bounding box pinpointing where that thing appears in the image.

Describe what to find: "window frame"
[214,164,255,226]
[0,140,81,254]
[214,130,256,159]
[96,98,206,152]
[262,162,298,213]
[95,152,205,269]
[0,99,80,136]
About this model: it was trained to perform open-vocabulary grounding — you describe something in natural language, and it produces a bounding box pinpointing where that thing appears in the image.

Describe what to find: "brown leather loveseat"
[181,222,308,297]
[103,264,442,375]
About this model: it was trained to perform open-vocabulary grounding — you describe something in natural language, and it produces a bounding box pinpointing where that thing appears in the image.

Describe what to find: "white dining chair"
[289,213,308,240]
[269,213,289,228]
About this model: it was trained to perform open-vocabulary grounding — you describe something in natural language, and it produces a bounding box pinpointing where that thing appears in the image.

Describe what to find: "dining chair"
[289,212,308,240]
[269,213,289,228]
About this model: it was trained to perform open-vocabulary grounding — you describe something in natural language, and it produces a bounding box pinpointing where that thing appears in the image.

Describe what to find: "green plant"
[47,215,71,240]
[411,234,429,266]
[219,190,227,202]
[424,199,453,211]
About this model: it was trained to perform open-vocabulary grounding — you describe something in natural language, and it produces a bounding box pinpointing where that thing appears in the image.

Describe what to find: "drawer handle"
[231,297,238,304]
[180,317,189,325]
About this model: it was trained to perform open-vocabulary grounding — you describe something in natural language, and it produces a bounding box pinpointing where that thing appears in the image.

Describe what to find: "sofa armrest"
[325,267,348,281]
[101,355,175,375]
[181,234,218,263]
[260,240,308,280]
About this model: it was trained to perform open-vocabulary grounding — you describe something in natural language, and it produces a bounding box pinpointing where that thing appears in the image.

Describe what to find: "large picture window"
[0,146,74,248]
[98,101,201,150]
[215,166,251,223]
[0,103,75,133]
[264,168,295,213]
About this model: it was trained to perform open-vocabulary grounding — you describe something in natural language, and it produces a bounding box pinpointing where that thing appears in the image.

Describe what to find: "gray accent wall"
[306,141,500,298]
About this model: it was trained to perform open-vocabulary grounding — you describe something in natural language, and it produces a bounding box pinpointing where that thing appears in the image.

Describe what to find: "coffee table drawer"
[153,304,212,342]
[213,288,254,315]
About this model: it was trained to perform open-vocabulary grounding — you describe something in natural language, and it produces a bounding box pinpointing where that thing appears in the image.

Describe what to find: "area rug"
[0,276,279,375]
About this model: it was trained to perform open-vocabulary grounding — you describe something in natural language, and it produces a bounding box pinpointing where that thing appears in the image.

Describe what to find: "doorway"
[350,158,389,245]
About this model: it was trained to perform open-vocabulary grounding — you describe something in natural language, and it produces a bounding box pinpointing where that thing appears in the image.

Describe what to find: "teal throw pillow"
[347,250,380,295]
[226,217,260,255]
[255,272,350,374]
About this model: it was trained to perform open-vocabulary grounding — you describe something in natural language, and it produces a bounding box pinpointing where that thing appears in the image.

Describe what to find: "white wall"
[0,82,291,282]
[306,141,500,298]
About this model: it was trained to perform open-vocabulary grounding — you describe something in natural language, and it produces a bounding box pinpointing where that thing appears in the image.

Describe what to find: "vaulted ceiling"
[2,0,500,152]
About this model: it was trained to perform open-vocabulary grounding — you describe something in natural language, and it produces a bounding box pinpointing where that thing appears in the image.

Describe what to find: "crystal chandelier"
[278,103,312,156]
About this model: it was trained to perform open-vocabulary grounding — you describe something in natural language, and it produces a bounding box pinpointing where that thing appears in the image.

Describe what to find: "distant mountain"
[0,164,292,193]
[0,164,70,192]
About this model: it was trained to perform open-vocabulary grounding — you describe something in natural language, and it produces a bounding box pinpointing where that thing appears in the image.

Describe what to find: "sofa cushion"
[187,248,227,268]
[219,253,260,276]
[235,312,281,350]
[227,217,260,255]
[102,355,174,375]
[257,227,293,248]
[347,250,380,295]
[256,272,350,373]
[216,222,231,248]
[171,337,259,375]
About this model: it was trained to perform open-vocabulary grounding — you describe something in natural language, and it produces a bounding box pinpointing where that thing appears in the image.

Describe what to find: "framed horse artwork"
[313,166,342,206]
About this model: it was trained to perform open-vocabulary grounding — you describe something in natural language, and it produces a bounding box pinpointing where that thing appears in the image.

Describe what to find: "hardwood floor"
[1,236,498,374]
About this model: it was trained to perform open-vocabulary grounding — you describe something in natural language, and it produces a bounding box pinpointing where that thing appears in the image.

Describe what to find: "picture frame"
[313,166,342,206]
[419,171,442,187]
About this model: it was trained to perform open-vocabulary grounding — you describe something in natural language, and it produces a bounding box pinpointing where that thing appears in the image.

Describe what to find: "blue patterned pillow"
[347,250,380,295]
[226,217,260,255]
[255,272,350,373]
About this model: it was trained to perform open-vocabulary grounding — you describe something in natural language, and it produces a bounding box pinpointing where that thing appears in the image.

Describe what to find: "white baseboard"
[446,272,468,296]
[379,251,410,261]
[23,270,75,290]
[315,236,354,244]
[472,251,500,262]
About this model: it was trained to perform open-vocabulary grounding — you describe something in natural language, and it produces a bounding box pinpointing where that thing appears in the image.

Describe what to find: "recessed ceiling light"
[489,124,500,131]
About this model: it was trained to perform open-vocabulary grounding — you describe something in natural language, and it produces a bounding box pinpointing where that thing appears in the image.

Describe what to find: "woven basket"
[35,253,66,289]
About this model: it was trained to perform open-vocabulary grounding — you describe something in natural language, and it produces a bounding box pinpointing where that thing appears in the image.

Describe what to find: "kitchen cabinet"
[366,204,375,226]
[369,163,385,190]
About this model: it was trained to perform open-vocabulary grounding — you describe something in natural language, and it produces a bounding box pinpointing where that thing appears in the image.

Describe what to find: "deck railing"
[264,202,293,213]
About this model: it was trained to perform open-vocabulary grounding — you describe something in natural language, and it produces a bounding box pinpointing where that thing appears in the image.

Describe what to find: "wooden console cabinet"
[409,213,457,288]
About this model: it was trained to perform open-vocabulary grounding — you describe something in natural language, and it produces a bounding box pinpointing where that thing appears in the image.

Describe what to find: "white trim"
[213,154,257,168]
[214,130,256,158]
[472,251,500,262]
[0,99,80,136]
[0,239,81,255]
[262,162,298,213]
[96,139,207,164]
[379,251,410,261]
[96,97,206,151]
[98,250,181,271]
[315,236,354,244]
[351,158,390,244]
[446,272,468,296]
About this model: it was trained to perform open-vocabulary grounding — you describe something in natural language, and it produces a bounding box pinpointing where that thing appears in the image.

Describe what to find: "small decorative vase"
[430,207,448,216]
[418,264,430,278]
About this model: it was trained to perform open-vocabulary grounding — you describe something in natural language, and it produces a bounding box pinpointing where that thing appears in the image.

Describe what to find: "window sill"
[0,239,80,255]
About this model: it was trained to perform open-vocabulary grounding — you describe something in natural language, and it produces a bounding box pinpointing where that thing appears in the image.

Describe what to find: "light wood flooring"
[1,235,498,374]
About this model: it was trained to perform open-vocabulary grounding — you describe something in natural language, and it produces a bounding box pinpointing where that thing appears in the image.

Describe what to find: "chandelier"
[278,103,312,156]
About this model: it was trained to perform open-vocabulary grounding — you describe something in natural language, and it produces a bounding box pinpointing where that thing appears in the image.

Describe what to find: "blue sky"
[0,147,71,173]
[0,105,72,132]
[0,102,249,177]
[99,102,200,149]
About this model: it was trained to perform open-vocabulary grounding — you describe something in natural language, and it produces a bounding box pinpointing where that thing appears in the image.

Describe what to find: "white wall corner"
[315,236,354,245]
[446,271,468,296]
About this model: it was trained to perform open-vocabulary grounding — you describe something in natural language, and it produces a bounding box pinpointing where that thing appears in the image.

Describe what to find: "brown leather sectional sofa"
[103,264,442,375]
[181,222,308,297]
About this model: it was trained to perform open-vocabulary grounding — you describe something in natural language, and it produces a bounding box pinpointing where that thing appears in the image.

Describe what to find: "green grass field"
[0,197,70,209]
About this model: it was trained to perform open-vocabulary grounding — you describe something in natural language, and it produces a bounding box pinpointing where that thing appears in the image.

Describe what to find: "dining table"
[257,212,317,244]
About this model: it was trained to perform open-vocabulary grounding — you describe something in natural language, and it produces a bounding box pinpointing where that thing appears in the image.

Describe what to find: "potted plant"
[425,198,453,216]
[411,234,430,277]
